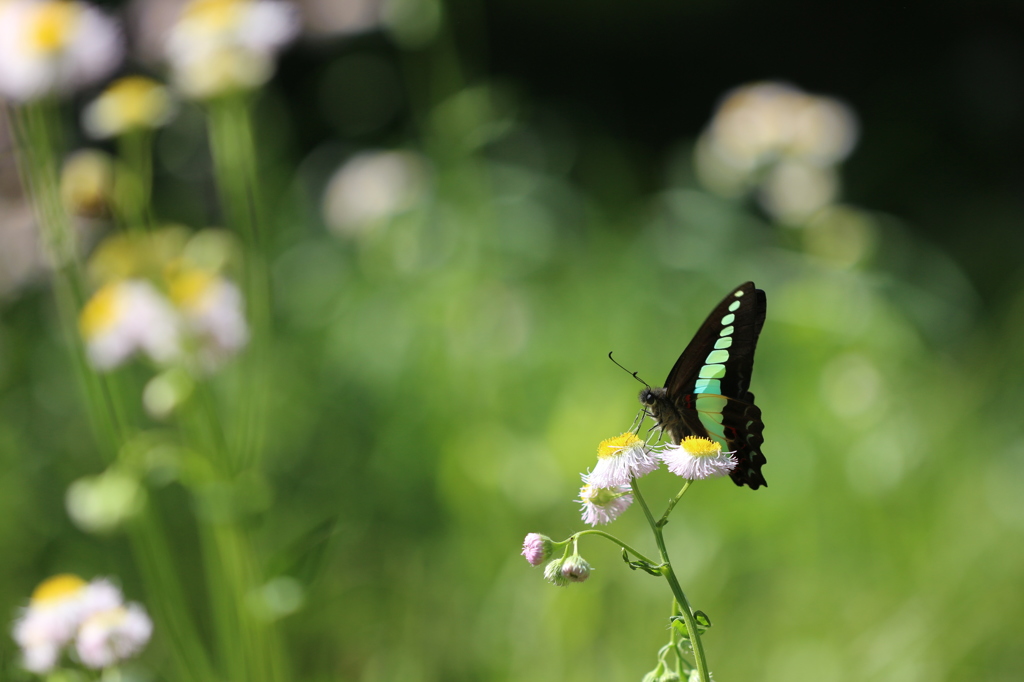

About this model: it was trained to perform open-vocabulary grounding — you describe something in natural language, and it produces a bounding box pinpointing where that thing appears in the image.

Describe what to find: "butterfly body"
[641,282,767,489]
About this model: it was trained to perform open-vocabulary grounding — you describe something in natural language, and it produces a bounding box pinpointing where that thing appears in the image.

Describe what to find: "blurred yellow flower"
[0,0,123,101]
[82,76,176,139]
[60,149,115,218]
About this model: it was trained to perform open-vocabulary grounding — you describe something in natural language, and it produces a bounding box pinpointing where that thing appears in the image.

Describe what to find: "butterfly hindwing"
[661,282,767,489]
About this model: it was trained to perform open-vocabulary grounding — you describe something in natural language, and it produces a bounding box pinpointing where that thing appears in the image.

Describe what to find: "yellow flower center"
[80,284,124,338]
[29,1,81,54]
[680,436,722,458]
[31,574,87,604]
[100,76,171,129]
[597,432,642,459]
[183,0,243,30]
[168,269,214,310]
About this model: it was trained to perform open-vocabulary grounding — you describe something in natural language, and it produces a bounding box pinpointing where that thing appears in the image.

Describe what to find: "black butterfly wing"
[662,282,768,489]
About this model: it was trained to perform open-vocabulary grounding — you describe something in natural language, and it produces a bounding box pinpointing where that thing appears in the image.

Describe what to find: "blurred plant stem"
[204,93,288,682]
[632,477,711,682]
[10,101,123,453]
[8,100,219,682]
[206,93,271,472]
[116,128,155,230]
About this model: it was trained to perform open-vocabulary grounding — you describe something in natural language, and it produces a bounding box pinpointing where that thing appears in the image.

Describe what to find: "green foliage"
[3,29,1024,682]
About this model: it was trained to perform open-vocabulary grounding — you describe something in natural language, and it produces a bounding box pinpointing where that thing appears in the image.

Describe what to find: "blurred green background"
[2,1,1024,680]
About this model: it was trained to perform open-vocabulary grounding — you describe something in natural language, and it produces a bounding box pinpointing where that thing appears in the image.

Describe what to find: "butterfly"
[639,281,767,489]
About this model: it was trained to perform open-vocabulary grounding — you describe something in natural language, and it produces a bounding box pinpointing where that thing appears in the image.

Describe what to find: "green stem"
[203,94,286,682]
[573,529,659,567]
[658,480,693,527]
[117,128,155,230]
[205,94,271,473]
[632,476,711,682]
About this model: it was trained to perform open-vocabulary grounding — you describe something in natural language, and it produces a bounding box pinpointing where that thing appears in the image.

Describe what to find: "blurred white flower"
[82,75,176,139]
[165,0,300,99]
[76,602,153,669]
[758,159,839,225]
[168,268,249,368]
[79,279,182,370]
[322,150,428,236]
[11,576,125,673]
[707,82,857,170]
[12,574,89,673]
[0,0,123,102]
[297,0,382,38]
[695,81,859,225]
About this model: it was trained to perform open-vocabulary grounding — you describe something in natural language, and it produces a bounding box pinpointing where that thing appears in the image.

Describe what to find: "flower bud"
[520,533,553,566]
[544,555,591,586]
[560,555,591,583]
[543,559,569,587]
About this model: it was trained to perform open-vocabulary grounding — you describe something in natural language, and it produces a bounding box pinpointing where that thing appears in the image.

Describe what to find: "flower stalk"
[205,93,271,471]
[631,476,711,682]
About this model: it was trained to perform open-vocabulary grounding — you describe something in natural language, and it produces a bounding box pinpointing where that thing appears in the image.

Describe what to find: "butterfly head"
[638,387,670,421]
[638,387,664,408]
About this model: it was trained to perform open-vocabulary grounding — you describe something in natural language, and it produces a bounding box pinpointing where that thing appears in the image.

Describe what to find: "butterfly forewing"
[651,281,768,489]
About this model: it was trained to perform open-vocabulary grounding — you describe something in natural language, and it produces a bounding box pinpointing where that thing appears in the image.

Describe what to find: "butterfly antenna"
[608,352,650,387]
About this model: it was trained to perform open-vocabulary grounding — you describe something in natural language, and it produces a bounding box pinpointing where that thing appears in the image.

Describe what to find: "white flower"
[0,0,122,102]
[165,0,300,99]
[586,432,660,489]
[12,576,151,673]
[12,575,88,673]
[695,81,858,217]
[76,602,153,669]
[11,576,123,673]
[661,436,737,481]
[578,481,633,526]
[79,279,182,370]
[168,269,249,368]
[82,76,176,139]
[78,579,125,618]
